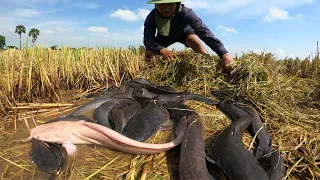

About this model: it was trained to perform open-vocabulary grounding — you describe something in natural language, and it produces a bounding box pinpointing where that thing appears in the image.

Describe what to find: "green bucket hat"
[147,0,184,4]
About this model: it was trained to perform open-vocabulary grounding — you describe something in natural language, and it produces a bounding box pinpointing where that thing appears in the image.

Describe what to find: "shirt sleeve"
[143,10,164,55]
[185,9,228,58]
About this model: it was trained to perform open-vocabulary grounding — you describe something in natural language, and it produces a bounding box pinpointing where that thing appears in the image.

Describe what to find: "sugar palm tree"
[15,25,26,49]
[28,28,40,46]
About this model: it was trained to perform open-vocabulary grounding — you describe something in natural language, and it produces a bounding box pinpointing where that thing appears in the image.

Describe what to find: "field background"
[0,47,319,179]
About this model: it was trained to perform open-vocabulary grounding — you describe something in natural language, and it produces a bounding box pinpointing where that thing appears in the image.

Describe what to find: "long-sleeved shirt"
[143,4,228,58]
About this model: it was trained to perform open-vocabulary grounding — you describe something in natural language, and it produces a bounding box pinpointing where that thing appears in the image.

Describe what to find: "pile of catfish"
[29,78,285,180]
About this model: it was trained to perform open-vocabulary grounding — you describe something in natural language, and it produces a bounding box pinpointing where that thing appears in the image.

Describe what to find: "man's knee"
[185,34,208,54]
[185,34,200,47]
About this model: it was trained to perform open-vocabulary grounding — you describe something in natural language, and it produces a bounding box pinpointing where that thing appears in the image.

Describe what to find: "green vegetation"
[0,47,319,179]
[50,45,58,50]
[28,28,40,46]
[0,35,5,50]
[15,25,26,49]
[6,46,18,49]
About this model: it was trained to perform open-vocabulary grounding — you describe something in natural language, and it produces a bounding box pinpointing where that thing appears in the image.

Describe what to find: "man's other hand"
[160,48,177,60]
[218,53,234,73]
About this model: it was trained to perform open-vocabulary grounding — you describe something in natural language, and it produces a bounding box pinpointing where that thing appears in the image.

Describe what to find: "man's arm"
[143,10,164,55]
[184,9,228,59]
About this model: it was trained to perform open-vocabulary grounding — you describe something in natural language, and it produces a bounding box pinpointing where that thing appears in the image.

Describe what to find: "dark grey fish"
[112,85,135,98]
[121,102,170,142]
[100,85,121,96]
[218,99,272,160]
[211,91,283,178]
[206,159,229,180]
[211,90,272,159]
[246,106,273,159]
[152,92,219,105]
[71,96,134,121]
[29,138,67,175]
[123,102,142,120]
[70,97,114,120]
[131,78,153,85]
[132,87,158,99]
[164,101,194,122]
[206,115,269,180]
[88,85,121,98]
[29,115,92,175]
[108,102,142,133]
[30,139,66,175]
[94,98,136,128]
[179,115,212,180]
[262,150,286,180]
[156,85,176,92]
[108,104,129,133]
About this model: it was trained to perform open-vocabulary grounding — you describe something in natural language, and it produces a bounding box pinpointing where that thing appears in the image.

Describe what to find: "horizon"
[0,0,319,59]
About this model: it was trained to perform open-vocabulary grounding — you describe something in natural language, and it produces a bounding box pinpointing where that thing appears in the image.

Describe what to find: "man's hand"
[218,53,234,73]
[160,48,177,60]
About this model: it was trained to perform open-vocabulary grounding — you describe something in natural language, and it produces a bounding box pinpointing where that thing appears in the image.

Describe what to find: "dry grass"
[0,47,319,179]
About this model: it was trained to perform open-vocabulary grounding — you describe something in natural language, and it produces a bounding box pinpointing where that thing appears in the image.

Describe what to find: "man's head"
[147,0,184,17]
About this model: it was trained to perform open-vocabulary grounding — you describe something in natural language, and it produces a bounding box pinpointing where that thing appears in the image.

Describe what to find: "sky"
[0,0,319,59]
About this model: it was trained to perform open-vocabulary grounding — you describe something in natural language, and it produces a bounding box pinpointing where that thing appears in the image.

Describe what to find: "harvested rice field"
[0,47,319,179]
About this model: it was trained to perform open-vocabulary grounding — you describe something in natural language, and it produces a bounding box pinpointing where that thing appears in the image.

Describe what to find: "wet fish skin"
[108,104,129,132]
[207,116,269,180]
[245,106,273,159]
[108,103,139,133]
[29,116,188,155]
[164,101,194,122]
[156,85,176,92]
[153,92,219,105]
[261,150,286,180]
[124,102,141,120]
[206,159,228,180]
[71,96,134,121]
[30,139,66,175]
[100,85,121,96]
[70,97,115,120]
[94,102,113,128]
[131,78,153,85]
[218,99,272,160]
[179,115,212,180]
[113,86,135,98]
[86,85,121,99]
[132,87,157,99]
[94,98,136,128]
[29,115,91,175]
[121,102,170,142]
[211,91,283,178]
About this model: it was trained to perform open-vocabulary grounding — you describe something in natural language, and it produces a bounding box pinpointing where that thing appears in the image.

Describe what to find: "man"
[143,0,234,72]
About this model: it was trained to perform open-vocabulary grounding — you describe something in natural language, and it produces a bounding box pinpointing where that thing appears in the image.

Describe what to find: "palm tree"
[15,25,26,49]
[28,28,40,46]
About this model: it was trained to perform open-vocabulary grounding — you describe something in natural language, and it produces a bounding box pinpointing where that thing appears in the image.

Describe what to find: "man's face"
[156,3,177,17]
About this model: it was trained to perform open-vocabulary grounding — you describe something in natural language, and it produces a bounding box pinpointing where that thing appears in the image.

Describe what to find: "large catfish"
[206,115,269,180]
[28,116,188,155]
[29,115,92,174]
[178,115,212,180]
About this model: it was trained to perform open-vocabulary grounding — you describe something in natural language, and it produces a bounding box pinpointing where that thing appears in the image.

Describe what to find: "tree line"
[0,25,40,50]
